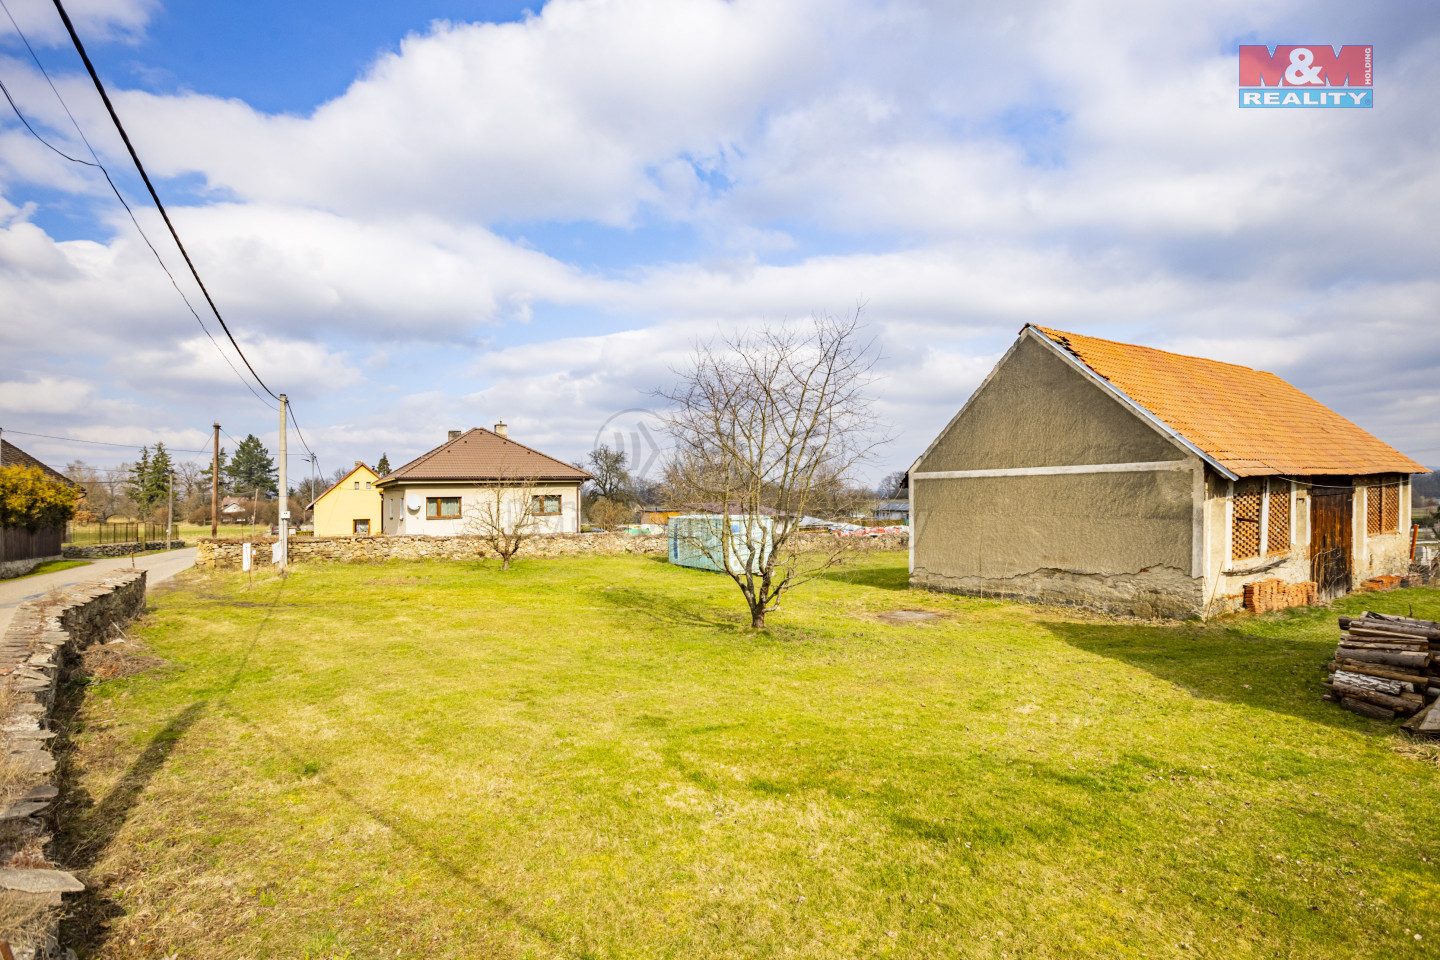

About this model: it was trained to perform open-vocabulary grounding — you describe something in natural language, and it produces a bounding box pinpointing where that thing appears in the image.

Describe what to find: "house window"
[1266,481,1290,556]
[1367,480,1400,536]
[354,480,360,489]
[365,481,372,490]
[426,497,461,519]
[1231,479,1263,561]
[353,519,370,535]
[533,494,562,515]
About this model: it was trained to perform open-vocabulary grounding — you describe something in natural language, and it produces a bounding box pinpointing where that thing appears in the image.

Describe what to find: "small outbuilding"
[909,326,1428,617]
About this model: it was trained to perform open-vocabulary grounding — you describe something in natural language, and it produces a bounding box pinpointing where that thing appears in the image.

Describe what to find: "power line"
[0,0,277,411]
[47,0,324,477]
[49,0,281,405]
[1,427,212,454]
[9,0,324,475]
[0,75,95,165]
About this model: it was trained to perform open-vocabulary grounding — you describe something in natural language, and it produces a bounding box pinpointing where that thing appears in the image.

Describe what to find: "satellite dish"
[406,494,422,512]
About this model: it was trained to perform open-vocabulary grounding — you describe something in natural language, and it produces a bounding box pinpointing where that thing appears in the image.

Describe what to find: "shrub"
[0,466,81,529]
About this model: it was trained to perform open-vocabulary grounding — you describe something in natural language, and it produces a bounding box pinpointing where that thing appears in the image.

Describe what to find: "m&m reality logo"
[1238,45,1372,108]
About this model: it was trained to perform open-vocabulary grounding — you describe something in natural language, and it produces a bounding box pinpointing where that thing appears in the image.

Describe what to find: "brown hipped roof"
[0,439,77,486]
[376,428,591,485]
[1032,326,1428,478]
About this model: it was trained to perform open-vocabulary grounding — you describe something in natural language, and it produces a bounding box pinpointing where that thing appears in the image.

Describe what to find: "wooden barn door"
[1310,484,1353,600]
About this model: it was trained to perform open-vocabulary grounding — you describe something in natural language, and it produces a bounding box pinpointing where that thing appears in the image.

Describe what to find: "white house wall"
[380,483,583,536]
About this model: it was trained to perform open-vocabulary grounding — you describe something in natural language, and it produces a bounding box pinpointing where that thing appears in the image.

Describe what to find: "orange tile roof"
[377,428,592,485]
[1033,326,1428,478]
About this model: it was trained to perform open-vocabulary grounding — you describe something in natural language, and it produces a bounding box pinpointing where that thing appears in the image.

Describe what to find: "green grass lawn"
[55,552,1440,959]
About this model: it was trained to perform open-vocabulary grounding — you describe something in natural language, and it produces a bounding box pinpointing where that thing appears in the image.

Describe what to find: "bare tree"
[657,310,885,628]
[585,444,633,503]
[878,471,908,499]
[461,472,546,570]
[175,459,206,505]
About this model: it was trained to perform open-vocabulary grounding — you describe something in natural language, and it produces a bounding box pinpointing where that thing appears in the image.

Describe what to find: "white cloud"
[0,0,157,47]
[112,0,831,224]
[0,375,96,414]
[1,0,1438,476]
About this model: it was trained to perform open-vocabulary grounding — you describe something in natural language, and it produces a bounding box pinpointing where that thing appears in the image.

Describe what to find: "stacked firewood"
[1323,612,1440,731]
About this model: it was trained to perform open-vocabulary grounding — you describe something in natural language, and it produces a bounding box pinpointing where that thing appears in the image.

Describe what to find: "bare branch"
[459,469,546,570]
[655,308,888,627]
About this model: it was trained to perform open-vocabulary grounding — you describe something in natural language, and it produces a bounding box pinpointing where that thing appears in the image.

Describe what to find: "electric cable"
[10,0,330,476]
[0,0,277,411]
[49,0,280,404]
[0,75,94,165]
[0,427,211,454]
[47,0,325,475]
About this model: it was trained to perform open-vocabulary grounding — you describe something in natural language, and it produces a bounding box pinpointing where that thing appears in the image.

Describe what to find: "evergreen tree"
[376,453,391,476]
[126,444,173,514]
[200,447,229,499]
[227,434,277,497]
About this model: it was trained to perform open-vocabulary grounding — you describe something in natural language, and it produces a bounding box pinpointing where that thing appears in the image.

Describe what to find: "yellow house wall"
[313,469,383,537]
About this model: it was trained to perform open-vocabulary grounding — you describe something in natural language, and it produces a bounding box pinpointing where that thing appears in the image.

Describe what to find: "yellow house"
[308,462,382,537]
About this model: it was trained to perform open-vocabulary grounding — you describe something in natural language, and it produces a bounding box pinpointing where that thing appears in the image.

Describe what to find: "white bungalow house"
[376,423,591,535]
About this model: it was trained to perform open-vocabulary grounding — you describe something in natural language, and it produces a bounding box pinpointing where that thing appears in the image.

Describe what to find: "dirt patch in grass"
[1394,734,1440,767]
[360,575,433,587]
[79,643,167,683]
[873,609,944,625]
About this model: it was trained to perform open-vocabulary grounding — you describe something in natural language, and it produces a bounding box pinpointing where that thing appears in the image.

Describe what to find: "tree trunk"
[501,556,511,570]
[1335,647,1429,669]
[751,606,766,628]
[1340,696,1395,720]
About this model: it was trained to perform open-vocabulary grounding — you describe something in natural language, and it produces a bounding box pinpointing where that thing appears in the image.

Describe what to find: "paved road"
[0,547,198,636]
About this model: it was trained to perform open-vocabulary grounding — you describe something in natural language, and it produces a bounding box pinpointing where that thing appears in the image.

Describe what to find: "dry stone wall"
[0,571,146,959]
[62,540,186,559]
[197,531,909,568]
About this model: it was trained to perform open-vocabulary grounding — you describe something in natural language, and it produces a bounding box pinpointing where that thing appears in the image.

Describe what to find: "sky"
[0,0,1437,487]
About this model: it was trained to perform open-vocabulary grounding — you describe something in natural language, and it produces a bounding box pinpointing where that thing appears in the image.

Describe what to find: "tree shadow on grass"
[816,562,911,592]
[219,703,582,957]
[53,698,208,954]
[55,575,290,955]
[592,584,740,632]
[1040,618,1378,735]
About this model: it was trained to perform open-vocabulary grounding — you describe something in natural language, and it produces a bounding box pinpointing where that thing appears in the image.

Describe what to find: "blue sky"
[1,0,1437,484]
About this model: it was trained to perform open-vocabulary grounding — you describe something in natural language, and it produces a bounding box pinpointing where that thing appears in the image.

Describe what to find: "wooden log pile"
[1322,612,1440,735]
[1243,578,1318,613]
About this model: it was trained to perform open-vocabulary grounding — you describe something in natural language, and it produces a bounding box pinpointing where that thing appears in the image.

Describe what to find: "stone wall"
[197,531,909,569]
[62,540,186,559]
[0,555,60,580]
[0,570,147,959]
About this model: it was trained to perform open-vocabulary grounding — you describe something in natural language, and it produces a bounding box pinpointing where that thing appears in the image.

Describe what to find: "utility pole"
[211,422,220,538]
[166,468,173,549]
[278,394,288,570]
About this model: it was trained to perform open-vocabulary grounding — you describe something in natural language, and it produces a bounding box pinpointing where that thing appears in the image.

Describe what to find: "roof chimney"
[494,420,507,438]
[354,460,363,468]
[448,430,461,441]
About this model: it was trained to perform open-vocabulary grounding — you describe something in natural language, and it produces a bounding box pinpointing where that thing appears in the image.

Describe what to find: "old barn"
[909,326,1427,617]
